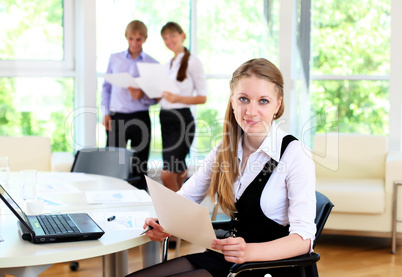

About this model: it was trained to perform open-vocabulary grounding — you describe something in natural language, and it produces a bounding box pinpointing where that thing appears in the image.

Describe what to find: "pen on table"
[107,215,116,222]
[140,220,159,235]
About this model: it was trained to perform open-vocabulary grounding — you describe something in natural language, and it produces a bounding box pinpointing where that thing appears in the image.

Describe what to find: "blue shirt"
[101,50,159,116]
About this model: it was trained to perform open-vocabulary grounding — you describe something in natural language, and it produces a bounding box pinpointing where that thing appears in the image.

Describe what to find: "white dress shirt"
[178,121,316,250]
[159,52,207,109]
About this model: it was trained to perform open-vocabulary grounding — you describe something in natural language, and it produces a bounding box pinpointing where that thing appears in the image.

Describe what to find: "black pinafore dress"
[185,135,301,277]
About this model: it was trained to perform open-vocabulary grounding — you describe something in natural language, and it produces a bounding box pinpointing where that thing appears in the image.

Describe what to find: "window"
[0,1,63,61]
[0,0,397,159]
[193,0,280,158]
[196,0,279,75]
[0,0,74,152]
[311,0,390,135]
[96,0,280,161]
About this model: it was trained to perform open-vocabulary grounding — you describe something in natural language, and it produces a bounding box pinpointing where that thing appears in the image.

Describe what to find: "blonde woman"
[128,58,316,277]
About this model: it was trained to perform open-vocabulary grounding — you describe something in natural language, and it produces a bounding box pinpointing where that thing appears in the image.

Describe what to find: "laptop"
[0,185,104,243]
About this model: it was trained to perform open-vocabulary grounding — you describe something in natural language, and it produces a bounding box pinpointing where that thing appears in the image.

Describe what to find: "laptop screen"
[0,185,32,229]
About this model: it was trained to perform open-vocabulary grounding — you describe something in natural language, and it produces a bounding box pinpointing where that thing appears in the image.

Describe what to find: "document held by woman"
[145,176,219,252]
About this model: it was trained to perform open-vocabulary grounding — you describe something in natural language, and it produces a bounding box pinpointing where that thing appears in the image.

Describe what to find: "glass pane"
[312,0,391,75]
[197,0,280,75]
[96,0,190,72]
[96,0,190,161]
[0,77,74,152]
[0,0,64,61]
[310,80,389,135]
[149,105,163,161]
[194,78,231,159]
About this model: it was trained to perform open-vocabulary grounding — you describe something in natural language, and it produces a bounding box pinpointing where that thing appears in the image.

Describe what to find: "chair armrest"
[51,152,74,172]
[125,176,144,190]
[212,220,231,230]
[229,253,320,274]
[386,151,402,193]
[212,219,232,239]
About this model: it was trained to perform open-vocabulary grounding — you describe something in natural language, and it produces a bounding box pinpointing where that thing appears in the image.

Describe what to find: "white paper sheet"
[101,64,179,99]
[145,176,218,251]
[37,183,82,195]
[93,211,150,231]
[101,72,141,89]
[137,63,179,98]
[38,172,97,183]
[37,196,66,207]
[85,189,152,204]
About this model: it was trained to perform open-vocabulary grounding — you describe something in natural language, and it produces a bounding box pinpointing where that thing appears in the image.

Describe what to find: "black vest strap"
[280,135,297,159]
[260,134,297,175]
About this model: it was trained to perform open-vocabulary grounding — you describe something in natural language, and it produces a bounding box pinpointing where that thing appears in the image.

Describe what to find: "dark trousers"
[106,111,151,190]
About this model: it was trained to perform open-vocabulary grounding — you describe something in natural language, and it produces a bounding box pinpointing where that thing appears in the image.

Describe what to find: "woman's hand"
[128,87,144,100]
[162,91,181,103]
[143,218,171,242]
[212,237,249,264]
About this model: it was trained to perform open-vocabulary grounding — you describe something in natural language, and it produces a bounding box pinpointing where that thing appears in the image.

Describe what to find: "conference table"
[0,172,160,277]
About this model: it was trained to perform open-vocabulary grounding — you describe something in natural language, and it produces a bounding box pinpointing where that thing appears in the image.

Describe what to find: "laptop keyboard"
[37,214,80,235]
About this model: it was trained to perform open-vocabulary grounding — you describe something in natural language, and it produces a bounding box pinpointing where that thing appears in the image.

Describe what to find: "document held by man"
[101,63,179,98]
[101,72,141,90]
[145,176,218,251]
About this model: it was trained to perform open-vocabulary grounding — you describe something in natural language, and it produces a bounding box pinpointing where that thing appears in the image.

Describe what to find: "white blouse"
[178,121,317,250]
[159,52,207,109]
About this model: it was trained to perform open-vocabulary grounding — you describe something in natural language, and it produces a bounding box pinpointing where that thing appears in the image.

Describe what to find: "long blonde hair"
[208,58,285,217]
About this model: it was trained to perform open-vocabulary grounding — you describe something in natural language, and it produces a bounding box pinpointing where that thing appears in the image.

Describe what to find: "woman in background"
[159,22,207,193]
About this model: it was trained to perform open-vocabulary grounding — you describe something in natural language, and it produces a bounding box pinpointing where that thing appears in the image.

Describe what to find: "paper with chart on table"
[145,176,219,251]
[93,211,150,231]
[85,190,152,204]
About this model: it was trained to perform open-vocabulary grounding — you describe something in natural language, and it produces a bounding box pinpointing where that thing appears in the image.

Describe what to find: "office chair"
[68,147,143,271]
[70,147,143,189]
[162,191,334,277]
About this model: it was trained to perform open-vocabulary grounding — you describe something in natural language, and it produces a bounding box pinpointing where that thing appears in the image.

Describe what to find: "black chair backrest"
[313,191,334,249]
[71,147,135,180]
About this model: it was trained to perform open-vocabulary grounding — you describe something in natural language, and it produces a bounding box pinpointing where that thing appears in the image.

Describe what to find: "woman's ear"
[276,97,283,114]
